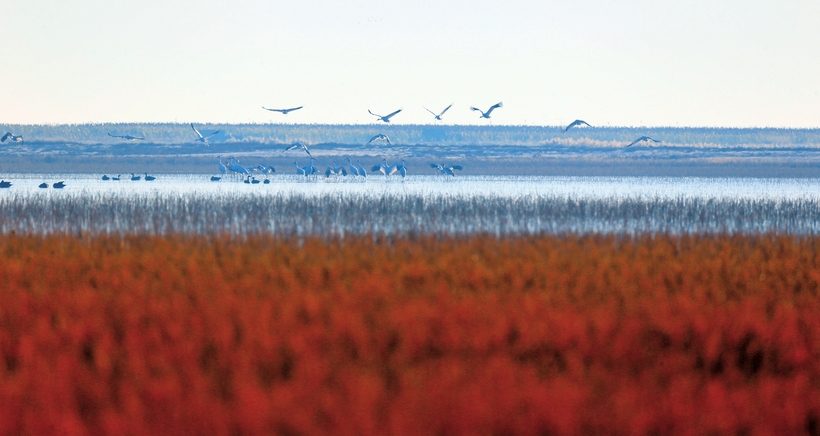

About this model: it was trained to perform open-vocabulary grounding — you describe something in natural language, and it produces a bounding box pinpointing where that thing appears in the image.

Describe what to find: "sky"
[2,0,819,127]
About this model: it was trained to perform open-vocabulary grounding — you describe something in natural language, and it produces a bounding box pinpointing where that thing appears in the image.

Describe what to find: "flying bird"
[108,133,145,140]
[1,132,23,143]
[470,102,503,119]
[564,120,592,132]
[262,106,304,114]
[284,142,312,157]
[430,163,463,176]
[625,136,661,147]
[368,109,402,123]
[191,123,219,144]
[424,104,453,121]
[367,134,392,145]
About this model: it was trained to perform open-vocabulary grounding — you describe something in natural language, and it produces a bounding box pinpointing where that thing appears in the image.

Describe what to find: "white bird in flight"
[625,136,661,147]
[564,120,592,132]
[108,133,145,140]
[367,133,392,145]
[191,123,219,144]
[368,109,402,123]
[262,106,304,115]
[424,104,453,121]
[284,142,312,157]
[430,163,463,176]
[1,132,23,143]
[470,102,503,119]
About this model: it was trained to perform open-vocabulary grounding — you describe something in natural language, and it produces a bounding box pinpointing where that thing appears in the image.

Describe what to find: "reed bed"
[0,190,819,236]
[1,233,820,434]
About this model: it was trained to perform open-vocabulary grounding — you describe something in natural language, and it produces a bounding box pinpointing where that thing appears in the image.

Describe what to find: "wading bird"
[191,123,219,144]
[325,161,345,178]
[108,133,145,140]
[368,109,402,123]
[345,157,359,176]
[218,156,227,176]
[430,163,463,176]
[284,142,312,157]
[294,161,306,176]
[367,133,392,145]
[262,106,303,114]
[371,159,391,176]
[304,158,318,177]
[227,157,250,177]
[625,136,661,147]
[424,104,453,121]
[1,132,22,143]
[564,119,592,132]
[470,102,503,119]
[393,159,407,177]
[357,160,367,178]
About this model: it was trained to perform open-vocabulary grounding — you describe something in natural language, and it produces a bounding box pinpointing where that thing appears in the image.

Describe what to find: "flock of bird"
[0,104,664,188]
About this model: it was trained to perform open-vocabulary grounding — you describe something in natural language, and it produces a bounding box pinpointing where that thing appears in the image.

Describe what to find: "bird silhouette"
[367,134,392,145]
[191,123,219,144]
[424,104,453,121]
[368,109,402,123]
[470,102,503,119]
[625,136,661,147]
[262,106,304,114]
[564,119,592,132]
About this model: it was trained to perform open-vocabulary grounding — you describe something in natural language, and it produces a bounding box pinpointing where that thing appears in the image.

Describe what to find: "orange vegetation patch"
[1,234,820,434]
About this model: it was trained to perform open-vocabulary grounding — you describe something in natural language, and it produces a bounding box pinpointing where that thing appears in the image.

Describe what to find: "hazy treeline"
[1,191,819,236]
[3,123,820,148]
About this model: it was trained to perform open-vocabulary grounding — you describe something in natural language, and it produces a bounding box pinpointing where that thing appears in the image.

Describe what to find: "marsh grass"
[0,190,818,236]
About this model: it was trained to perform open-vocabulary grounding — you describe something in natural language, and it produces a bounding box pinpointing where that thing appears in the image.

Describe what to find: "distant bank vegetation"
[3,123,820,148]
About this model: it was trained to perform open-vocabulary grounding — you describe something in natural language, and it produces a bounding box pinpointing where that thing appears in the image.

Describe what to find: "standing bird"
[262,106,304,114]
[367,134,392,145]
[625,136,661,147]
[430,163,463,176]
[345,157,359,176]
[294,161,306,176]
[368,109,402,123]
[284,142,312,157]
[356,160,368,178]
[191,123,219,144]
[470,102,503,119]
[108,133,145,140]
[424,104,453,121]
[393,159,407,178]
[564,119,592,132]
[1,132,23,143]
[217,156,227,176]
[371,159,391,176]
[304,158,318,177]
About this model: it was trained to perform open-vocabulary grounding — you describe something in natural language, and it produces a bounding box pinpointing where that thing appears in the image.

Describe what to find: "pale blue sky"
[2,0,819,127]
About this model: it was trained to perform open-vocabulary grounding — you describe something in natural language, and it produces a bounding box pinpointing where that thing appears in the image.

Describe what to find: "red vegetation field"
[1,234,820,435]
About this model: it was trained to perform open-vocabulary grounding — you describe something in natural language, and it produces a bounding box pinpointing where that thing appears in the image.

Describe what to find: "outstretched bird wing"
[203,130,220,139]
[285,106,303,112]
[1,132,11,142]
[368,134,381,144]
[262,106,284,113]
[485,101,503,116]
[368,109,383,119]
[382,109,402,121]
[429,163,443,170]
[439,104,453,117]
[423,107,437,117]
[191,123,204,139]
[451,165,463,171]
